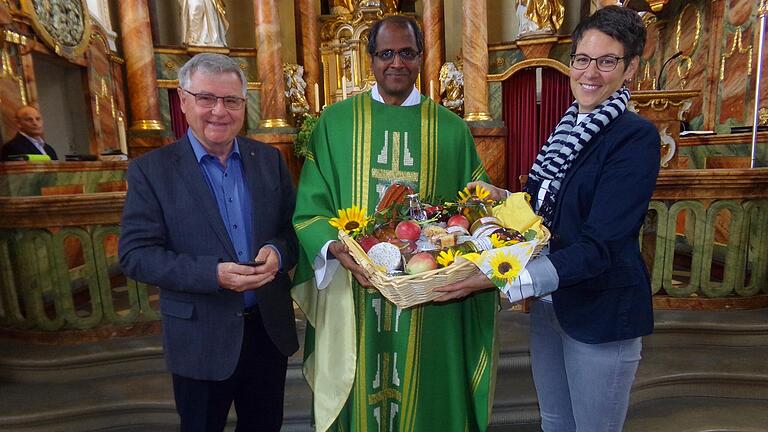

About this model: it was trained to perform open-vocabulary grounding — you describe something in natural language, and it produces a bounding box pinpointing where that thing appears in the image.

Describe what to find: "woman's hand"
[466,180,509,202]
[432,269,495,302]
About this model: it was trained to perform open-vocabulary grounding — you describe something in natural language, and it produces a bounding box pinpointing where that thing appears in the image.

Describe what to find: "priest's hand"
[329,240,373,287]
[466,180,509,202]
[432,269,495,302]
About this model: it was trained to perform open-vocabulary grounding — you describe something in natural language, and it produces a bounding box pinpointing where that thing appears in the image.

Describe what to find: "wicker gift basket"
[339,225,550,309]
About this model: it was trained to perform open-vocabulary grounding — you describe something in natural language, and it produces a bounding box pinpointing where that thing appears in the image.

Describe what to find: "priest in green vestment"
[292,16,498,432]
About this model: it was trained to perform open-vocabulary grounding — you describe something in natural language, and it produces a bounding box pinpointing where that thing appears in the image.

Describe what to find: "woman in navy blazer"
[439,6,660,432]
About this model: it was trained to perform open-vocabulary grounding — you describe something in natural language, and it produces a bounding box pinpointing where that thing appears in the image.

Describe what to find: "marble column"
[116,0,164,156]
[295,0,322,114]
[422,0,445,103]
[461,0,492,121]
[254,0,289,128]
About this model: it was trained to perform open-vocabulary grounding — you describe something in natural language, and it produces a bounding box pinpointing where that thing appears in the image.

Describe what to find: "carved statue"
[439,61,464,117]
[284,63,310,124]
[179,0,229,47]
[329,0,358,14]
[515,0,565,38]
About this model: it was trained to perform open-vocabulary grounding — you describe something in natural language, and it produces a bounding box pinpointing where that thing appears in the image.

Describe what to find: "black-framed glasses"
[570,54,626,72]
[181,88,246,110]
[372,48,422,62]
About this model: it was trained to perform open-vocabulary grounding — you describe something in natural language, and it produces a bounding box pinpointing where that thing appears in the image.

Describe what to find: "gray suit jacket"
[119,135,299,380]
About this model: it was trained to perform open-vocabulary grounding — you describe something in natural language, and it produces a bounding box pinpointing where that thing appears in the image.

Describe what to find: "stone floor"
[1,308,767,431]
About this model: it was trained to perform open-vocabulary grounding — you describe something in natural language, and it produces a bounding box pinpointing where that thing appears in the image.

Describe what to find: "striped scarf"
[524,87,630,226]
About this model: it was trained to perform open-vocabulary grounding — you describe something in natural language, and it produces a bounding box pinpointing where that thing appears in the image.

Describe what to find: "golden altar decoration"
[20,0,92,60]
[319,1,411,106]
[629,89,700,169]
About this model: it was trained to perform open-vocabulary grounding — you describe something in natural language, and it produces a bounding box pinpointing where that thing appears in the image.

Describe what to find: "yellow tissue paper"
[492,192,543,234]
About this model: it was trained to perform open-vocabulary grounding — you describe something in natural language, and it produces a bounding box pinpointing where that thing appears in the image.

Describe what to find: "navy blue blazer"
[2,133,58,160]
[533,111,660,344]
[119,135,299,380]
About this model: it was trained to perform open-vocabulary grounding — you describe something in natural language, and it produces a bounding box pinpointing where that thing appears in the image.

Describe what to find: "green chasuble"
[292,91,498,432]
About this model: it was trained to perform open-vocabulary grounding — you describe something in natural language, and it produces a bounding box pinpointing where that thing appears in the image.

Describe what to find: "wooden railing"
[0,192,159,336]
[647,168,768,308]
[1,169,767,333]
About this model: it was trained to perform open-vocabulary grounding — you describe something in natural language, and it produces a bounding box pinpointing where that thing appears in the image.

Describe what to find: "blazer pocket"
[160,298,194,319]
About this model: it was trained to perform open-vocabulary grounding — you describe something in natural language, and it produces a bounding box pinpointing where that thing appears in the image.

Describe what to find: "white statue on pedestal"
[179,0,229,47]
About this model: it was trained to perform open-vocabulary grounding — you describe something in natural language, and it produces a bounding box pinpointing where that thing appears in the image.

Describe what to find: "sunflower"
[457,184,491,204]
[328,206,370,235]
[436,249,463,267]
[490,233,521,248]
[489,252,522,281]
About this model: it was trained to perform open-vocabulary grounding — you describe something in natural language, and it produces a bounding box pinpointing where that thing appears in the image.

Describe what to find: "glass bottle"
[461,197,491,225]
[407,193,427,221]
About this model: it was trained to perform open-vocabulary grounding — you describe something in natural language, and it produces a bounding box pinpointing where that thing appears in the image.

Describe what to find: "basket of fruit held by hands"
[332,183,550,308]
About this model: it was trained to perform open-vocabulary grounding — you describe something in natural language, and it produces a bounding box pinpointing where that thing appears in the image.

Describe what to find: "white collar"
[19,132,43,143]
[371,84,421,106]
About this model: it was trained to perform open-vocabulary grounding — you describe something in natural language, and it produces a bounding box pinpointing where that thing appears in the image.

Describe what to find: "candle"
[314,82,320,113]
[341,76,347,100]
[429,80,435,100]
[117,114,128,155]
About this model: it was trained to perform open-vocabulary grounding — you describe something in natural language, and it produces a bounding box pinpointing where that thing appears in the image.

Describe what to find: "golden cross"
[371,131,419,184]
[368,352,401,431]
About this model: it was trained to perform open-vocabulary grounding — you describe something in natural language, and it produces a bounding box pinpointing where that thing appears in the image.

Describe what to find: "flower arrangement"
[329,183,548,301]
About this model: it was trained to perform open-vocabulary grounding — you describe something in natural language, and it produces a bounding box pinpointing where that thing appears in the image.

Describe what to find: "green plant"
[294,113,318,159]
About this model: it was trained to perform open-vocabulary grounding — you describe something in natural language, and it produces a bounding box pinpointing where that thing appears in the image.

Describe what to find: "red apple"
[356,235,380,253]
[395,220,421,242]
[405,252,438,274]
[447,214,470,231]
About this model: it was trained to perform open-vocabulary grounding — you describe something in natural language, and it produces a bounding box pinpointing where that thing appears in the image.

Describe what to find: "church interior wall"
[31,52,91,156]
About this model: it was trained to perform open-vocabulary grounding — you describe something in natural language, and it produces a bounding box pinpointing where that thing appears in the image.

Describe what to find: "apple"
[395,220,421,242]
[447,214,470,231]
[405,252,438,274]
[389,239,417,255]
[356,235,380,253]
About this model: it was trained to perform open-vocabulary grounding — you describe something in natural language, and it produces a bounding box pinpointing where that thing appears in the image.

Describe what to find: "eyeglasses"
[372,49,422,62]
[181,88,246,110]
[570,54,626,72]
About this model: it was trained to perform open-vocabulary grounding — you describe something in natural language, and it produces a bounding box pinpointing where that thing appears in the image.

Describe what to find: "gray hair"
[178,53,247,96]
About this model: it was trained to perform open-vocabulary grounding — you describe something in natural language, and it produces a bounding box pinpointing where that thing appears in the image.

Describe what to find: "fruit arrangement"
[330,183,540,277]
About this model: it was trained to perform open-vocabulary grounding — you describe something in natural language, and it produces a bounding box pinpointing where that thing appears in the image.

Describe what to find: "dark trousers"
[172,308,288,432]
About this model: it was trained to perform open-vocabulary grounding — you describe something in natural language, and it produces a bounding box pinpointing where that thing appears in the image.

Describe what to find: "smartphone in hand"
[239,260,266,267]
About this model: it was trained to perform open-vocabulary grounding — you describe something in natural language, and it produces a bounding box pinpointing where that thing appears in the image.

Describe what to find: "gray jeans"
[529,299,642,432]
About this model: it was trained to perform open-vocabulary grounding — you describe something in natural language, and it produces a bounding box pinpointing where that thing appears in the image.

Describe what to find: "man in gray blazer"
[119,53,298,432]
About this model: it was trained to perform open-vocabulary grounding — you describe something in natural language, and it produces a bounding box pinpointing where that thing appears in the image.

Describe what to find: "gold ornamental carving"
[20,0,92,60]
[673,4,701,88]
[320,3,387,104]
[719,26,752,82]
[0,30,29,104]
[259,118,291,128]
[130,119,165,132]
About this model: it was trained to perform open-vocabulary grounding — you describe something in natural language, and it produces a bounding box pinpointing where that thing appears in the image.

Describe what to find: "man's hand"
[217,246,280,292]
[466,180,509,202]
[328,240,373,287]
[432,269,495,302]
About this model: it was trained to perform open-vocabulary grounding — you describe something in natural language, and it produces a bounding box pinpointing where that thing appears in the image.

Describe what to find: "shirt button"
[233,224,238,229]
[238,251,243,255]
[224,173,228,177]
[228,197,233,202]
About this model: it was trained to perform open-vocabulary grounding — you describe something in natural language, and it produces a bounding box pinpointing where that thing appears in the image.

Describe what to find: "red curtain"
[503,67,571,191]
[168,89,188,139]
[503,68,537,191]
[538,68,573,149]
